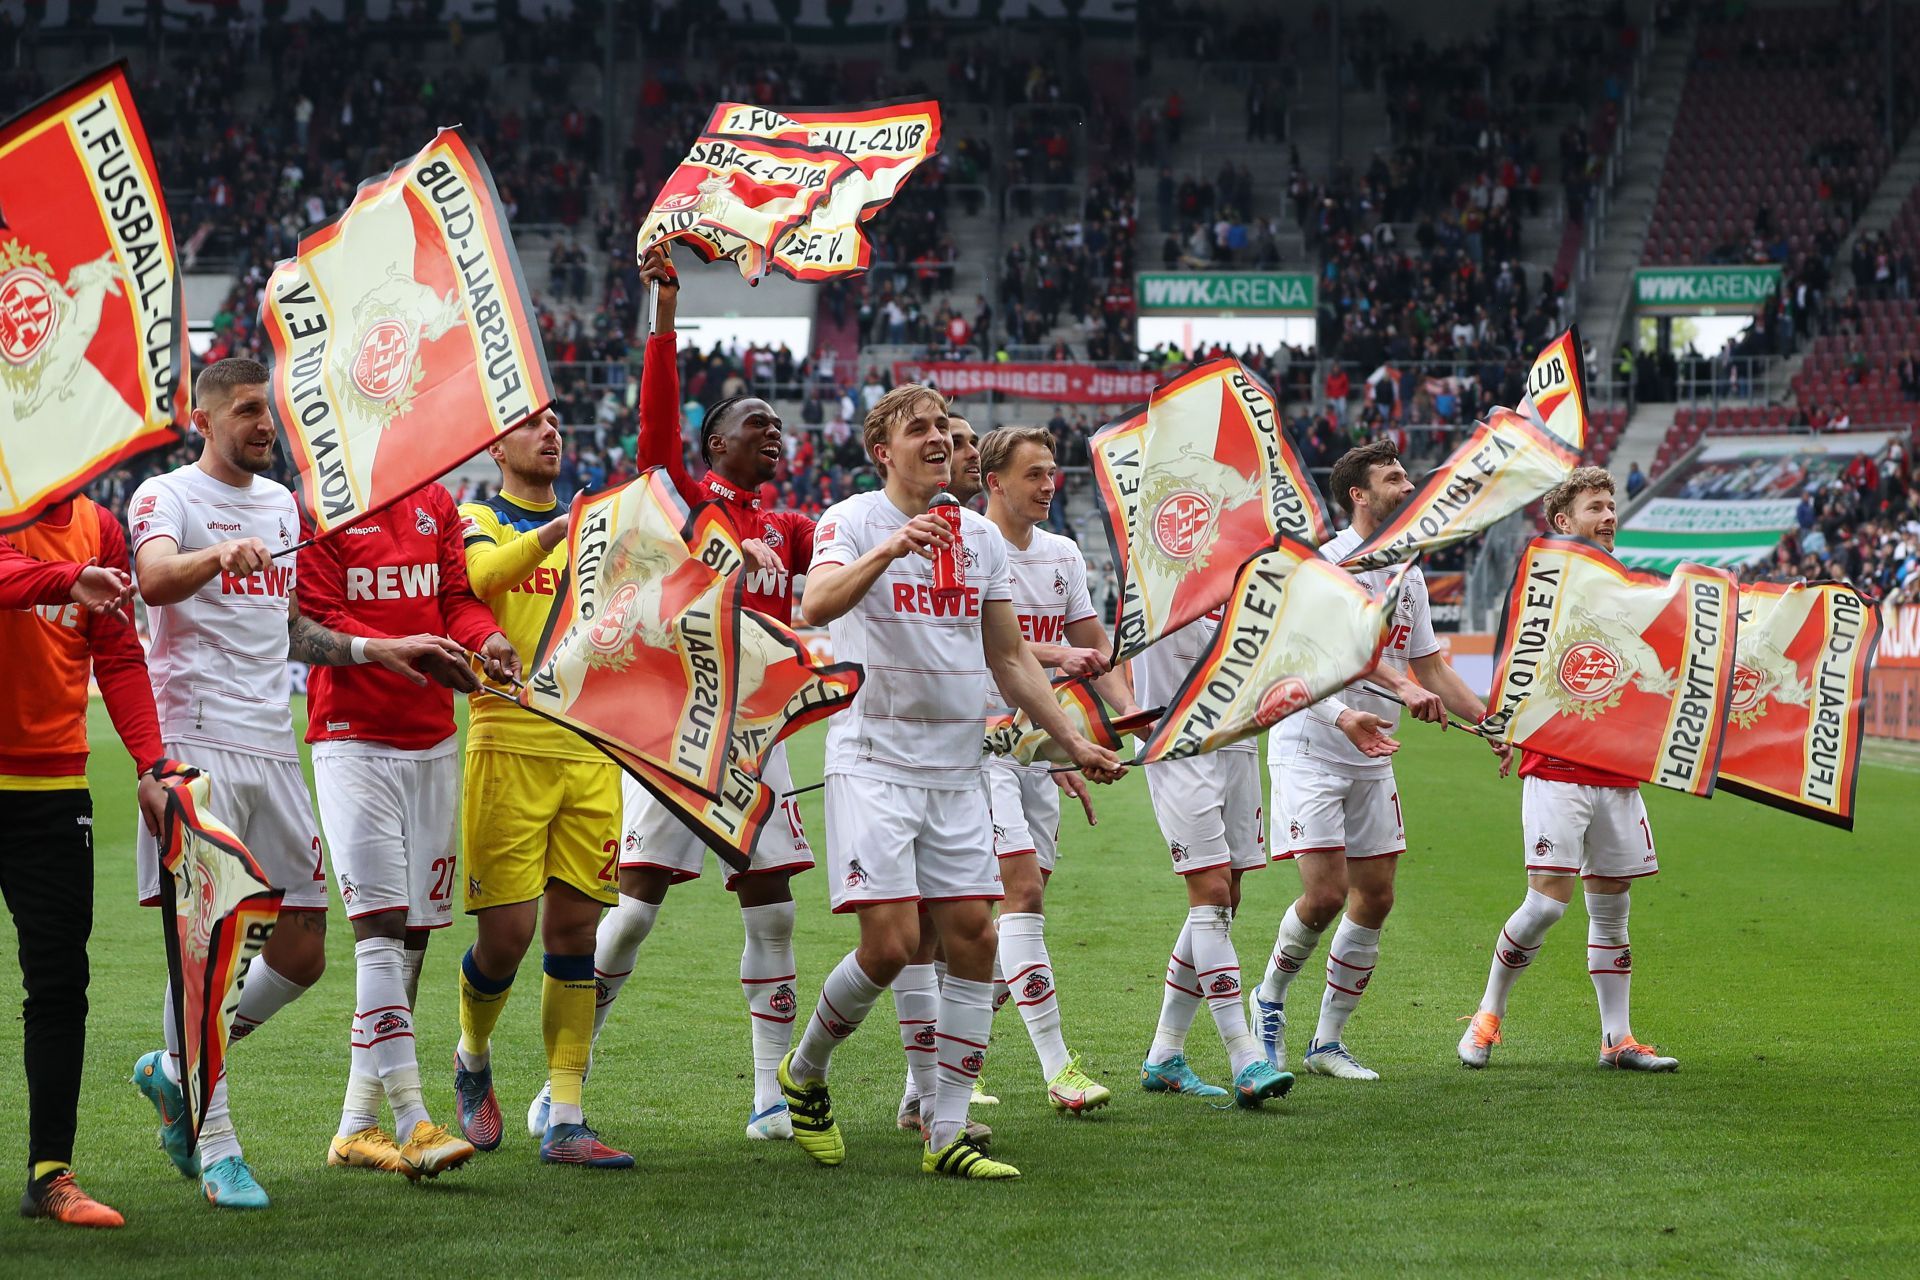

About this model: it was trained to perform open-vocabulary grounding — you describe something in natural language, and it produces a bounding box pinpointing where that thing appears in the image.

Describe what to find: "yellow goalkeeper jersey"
[459,492,604,762]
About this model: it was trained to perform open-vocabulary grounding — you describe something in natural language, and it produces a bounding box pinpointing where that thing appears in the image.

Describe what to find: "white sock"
[198,1074,241,1165]
[229,957,306,1043]
[1147,920,1201,1065]
[162,982,182,1083]
[338,1065,383,1138]
[791,951,885,1083]
[1259,900,1326,1006]
[1188,905,1257,1073]
[354,937,428,1134]
[904,956,951,1103]
[593,894,659,1040]
[929,976,994,1150]
[1480,888,1567,1017]
[739,901,798,1114]
[1586,890,1633,1047]
[892,963,941,1107]
[402,941,427,1008]
[998,913,1070,1079]
[1314,917,1382,1046]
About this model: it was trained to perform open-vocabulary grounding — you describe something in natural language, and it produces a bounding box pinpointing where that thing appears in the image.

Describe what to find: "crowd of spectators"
[1761,440,1920,603]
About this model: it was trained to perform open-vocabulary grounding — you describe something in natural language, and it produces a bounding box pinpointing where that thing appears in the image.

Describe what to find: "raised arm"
[635,243,701,501]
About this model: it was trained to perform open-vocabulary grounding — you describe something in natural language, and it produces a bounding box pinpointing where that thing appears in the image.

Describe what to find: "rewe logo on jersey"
[346,562,440,601]
[891,581,982,618]
[221,566,293,597]
[745,564,790,597]
[1017,612,1065,644]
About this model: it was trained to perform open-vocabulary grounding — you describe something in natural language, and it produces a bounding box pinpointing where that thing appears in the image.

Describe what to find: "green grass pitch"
[2,699,1917,1276]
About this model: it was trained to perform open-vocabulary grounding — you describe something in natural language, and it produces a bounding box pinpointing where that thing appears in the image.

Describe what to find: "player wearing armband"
[1457,467,1676,1073]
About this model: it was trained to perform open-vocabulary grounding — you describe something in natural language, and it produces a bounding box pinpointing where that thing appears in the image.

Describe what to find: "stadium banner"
[522,470,744,799]
[1428,570,1465,632]
[1135,272,1318,316]
[1717,580,1880,829]
[1614,497,1801,572]
[1865,667,1920,742]
[983,674,1156,766]
[263,126,551,539]
[705,99,942,281]
[1633,265,1782,315]
[1877,602,1920,669]
[18,2,584,29]
[156,765,282,1148]
[1483,535,1739,796]
[1337,405,1581,572]
[1090,359,1332,660]
[0,62,188,532]
[1136,539,1405,763]
[636,136,856,284]
[893,359,1163,403]
[712,0,1136,35]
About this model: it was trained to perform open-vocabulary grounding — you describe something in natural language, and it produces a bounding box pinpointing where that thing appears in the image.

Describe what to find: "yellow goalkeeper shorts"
[461,748,620,913]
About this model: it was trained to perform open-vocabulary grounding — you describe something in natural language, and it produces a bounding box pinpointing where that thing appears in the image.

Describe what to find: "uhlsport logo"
[770,983,797,1016]
[0,243,123,419]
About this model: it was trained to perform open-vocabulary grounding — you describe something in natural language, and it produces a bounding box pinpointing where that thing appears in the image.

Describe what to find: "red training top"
[0,498,164,780]
[638,332,815,624]
[297,483,503,750]
[1518,750,1637,789]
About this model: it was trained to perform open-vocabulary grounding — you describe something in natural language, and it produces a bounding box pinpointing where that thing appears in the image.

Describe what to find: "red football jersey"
[1518,749,1638,789]
[638,332,815,624]
[298,483,502,750]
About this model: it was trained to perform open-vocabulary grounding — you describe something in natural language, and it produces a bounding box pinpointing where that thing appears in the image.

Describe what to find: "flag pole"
[1355,682,1489,736]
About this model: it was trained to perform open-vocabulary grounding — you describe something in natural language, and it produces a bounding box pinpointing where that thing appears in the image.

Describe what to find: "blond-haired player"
[784,385,1126,1180]
[1458,466,1677,1073]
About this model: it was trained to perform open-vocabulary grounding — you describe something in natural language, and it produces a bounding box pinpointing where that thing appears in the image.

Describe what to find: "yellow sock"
[541,954,596,1119]
[458,946,514,1065]
[31,1160,69,1181]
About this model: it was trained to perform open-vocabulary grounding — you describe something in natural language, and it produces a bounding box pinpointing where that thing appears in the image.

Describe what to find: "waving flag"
[1518,325,1588,449]
[636,135,856,283]
[983,675,1156,766]
[1092,360,1331,660]
[705,99,942,280]
[1136,539,1405,763]
[1483,536,1739,796]
[156,764,282,1147]
[522,470,743,799]
[0,63,187,531]
[1718,580,1880,828]
[262,127,551,539]
[1338,405,1582,572]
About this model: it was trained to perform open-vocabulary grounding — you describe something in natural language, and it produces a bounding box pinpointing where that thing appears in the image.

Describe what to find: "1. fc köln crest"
[0,63,188,530]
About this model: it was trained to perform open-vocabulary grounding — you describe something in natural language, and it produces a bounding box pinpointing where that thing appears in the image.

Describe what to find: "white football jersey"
[810,490,1012,790]
[129,464,301,761]
[985,524,1098,711]
[1272,523,1439,778]
[1129,611,1256,756]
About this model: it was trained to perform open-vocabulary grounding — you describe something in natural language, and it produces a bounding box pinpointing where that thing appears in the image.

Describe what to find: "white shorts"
[1144,750,1266,876]
[138,742,328,912]
[313,747,459,930]
[988,760,1061,872]
[822,774,1000,914]
[1522,777,1659,880]
[1271,763,1404,861]
[617,742,813,889]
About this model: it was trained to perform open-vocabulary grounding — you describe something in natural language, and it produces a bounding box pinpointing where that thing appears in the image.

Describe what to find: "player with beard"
[298,481,518,1180]
[784,385,1126,1180]
[454,410,633,1169]
[524,246,819,1141]
[128,359,471,1209]
[1252,439,1504,1081]
[1457,468,1677,1073]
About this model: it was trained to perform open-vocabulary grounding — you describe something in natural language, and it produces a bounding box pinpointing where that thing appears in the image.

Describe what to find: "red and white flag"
[704,99,942,280]
[1136,538,1405,763]
[1718,579,1880,828]
[156,764,282,1148]
[262,127,552,539]
[0,63,187,531]
[636,135,856,283]
[1483,535,1739,796]
[1091,360,1330,660]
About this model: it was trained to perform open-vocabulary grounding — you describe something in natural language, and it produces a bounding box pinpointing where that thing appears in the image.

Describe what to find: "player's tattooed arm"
[287,596,355,666]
